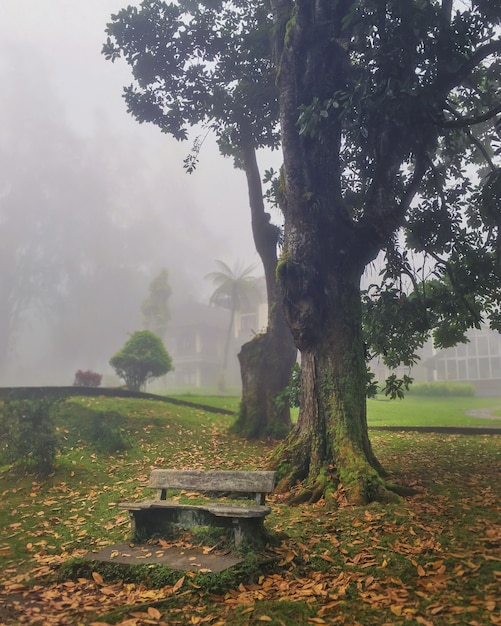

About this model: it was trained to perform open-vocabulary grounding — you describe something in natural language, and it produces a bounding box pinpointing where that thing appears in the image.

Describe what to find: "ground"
[0,395,500,625]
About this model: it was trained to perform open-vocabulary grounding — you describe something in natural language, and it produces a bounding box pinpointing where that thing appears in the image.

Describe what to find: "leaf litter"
[0,410,500,625]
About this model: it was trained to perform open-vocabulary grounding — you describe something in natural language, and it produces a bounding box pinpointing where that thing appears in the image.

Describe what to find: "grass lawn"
[171,392,501,428]
[0,394,500,625]
[367,394,501,427]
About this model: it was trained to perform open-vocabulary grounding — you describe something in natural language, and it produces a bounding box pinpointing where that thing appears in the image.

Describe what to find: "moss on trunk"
[269,268,396,505]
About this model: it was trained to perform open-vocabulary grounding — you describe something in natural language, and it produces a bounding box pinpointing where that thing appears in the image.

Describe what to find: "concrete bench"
[119,469,276,547]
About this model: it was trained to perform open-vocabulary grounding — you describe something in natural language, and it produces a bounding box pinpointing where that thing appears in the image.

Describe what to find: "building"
[164,299,267,390]
[425,326,501,396]
[371,326,501,396]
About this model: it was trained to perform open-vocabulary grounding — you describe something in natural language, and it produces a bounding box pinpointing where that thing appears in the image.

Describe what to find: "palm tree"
[206,260,262,390]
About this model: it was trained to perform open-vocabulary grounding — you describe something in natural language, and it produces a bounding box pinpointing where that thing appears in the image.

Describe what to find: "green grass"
[367,394,501,427]
[1,393,500,626]
[170,392,501,427]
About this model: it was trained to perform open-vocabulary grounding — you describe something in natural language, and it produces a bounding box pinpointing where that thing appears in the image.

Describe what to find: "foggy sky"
[0,0,282,385]
[0,0,272,276]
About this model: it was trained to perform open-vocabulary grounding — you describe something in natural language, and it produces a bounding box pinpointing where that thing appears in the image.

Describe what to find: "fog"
[0,1,278,385]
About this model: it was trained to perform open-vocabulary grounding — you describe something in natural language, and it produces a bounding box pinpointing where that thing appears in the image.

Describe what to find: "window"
[457,359,467,380]
[468,359,479,380]
[437,360,446,380]
[477,336,489,356]
[491,357,501,378]
[447,359,458,380]
[478,357,490,379]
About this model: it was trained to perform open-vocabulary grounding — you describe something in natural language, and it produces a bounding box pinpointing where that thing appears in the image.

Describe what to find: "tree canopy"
[103,0,278,158]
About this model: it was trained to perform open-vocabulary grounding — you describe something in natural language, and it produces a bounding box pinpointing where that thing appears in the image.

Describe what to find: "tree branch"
[427,250,482,326]
[442,103,497,171]
[439,102,501,128]
[449,39,501,88]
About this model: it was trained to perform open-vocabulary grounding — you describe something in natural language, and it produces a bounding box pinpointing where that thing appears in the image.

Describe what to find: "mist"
[0,1,273,386]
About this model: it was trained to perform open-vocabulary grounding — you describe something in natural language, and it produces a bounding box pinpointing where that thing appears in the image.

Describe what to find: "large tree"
[103,0,297,439]
[268,0,501,503]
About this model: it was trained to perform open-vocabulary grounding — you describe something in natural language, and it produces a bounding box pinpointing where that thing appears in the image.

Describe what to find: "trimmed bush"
[406,382,475,397]
[110,330,173,392]
[73,370,102,387]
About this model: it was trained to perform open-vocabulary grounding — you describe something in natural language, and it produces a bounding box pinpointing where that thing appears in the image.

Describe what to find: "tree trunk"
[235,294,295,439]
[232,139,297,439]
[269,1,393,503]
[273,262,388,504]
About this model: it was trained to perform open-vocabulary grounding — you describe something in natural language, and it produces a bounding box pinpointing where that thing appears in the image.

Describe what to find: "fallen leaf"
[172,576,185,593]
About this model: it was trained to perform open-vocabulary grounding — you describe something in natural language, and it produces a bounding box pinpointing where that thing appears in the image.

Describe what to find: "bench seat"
[119,469,276,547]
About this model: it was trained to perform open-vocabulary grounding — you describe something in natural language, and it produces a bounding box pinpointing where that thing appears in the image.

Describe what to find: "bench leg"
[232,518,265,548]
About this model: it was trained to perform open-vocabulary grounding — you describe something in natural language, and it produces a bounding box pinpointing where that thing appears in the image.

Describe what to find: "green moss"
[284,9,298,47]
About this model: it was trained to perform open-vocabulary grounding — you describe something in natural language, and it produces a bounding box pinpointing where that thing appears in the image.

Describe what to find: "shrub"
[89,411,129,453]
[0,398,59,473]
[110,330,173,392]
[274,362,301,409]
[73,369,102,387]
[406,382,475,397]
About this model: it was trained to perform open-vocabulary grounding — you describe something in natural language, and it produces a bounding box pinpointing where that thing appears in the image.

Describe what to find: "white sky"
[0,0,278,289]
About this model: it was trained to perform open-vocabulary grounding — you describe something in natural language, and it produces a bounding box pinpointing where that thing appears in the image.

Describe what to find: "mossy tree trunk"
[274,260,387,503]
[269,1,409,503]
[232,139,297,439]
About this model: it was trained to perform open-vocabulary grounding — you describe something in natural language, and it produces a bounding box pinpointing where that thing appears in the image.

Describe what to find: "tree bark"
[231,140,297,439]
[269,0,393,503]
[273,260,387,503]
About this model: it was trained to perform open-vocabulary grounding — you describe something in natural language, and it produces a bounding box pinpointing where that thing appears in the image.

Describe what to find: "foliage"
[365,369,379,399]
[0,398,59,473]
[142,267,171,340]
[73,370,102,388]
[274,362,301,409]
[109,330,173,392]
[406,381,476,397]
[102,1,278,160]
[206,260,261,314]
[381,374,414,400]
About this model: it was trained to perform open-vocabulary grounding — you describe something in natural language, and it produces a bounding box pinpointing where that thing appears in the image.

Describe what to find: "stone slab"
[83,543,242,573]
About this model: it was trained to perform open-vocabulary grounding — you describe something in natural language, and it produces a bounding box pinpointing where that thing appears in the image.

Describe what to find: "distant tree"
[142,268,172,341]
[206,260,261,391]
[103,0,297,438]
[110,330,173,392]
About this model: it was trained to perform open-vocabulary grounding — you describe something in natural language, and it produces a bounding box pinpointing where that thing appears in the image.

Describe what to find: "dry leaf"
[172,576,185,593]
